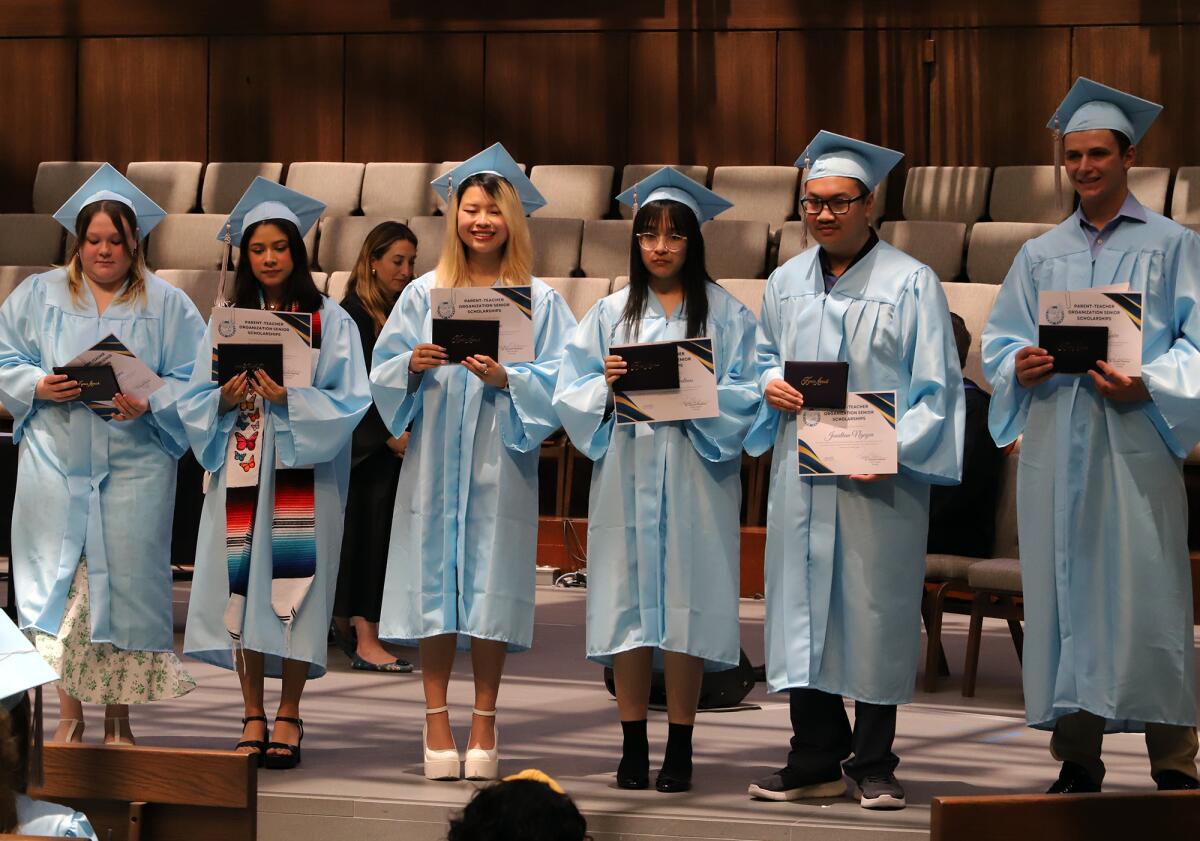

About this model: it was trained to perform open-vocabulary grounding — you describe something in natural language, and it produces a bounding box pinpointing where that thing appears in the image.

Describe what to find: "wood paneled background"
[0,1,1197,210]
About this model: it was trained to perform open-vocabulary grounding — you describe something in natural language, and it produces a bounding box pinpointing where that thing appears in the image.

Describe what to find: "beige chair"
[435,160,526,214]
[200,163,284,214]
[285,162,365,216]
[316,216,405,273]
[701,219,769,280]
[902,166,991,223]
[310,271,327,292]
[146,214,230,271]
[717,278,766,318]
[32,162,103,214]
[612,275,629,292]
[941,281,1001,390]
[125,161,202,213]
[1170,167,1200,225]
[530,165,614,220]
[880,220,967,282]
[989,166,1069,224]
[776,221,809,268]
[618,165,708,220]
[408,216,446,278]
[325,270,352,302]
[0,215,63,265]
[712,166,797,234]
[156,269,222,322]
[0,266,50,304]
[542,277,610,322]
[361,162,439,218]
[965,222,1055,285]
[1128,166,1170,214]
[580,219,632,280]
[528,217,583,278]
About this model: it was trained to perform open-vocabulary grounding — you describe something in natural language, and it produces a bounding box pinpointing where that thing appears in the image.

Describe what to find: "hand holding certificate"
[58,334,168,421]
[611,338,718,425]
[1038,287,1143,376]
[797,391,898,477]
[429,286,534,363]
[211,306,315,388]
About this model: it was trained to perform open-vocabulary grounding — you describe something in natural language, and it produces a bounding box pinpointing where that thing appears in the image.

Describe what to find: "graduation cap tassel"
[30,686,43,791]
[1052,121,1064,213]
[216,223,233,308]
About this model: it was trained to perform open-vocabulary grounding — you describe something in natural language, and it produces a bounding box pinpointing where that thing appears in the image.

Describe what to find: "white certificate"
[429,286,534,363]
[63,334,167,420]
[797,391,898,476]
[1038,287,1143,376]
[613,339,719,425]
[211,306,314,387]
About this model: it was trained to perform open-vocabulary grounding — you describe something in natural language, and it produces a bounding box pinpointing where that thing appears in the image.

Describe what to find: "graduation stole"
[222,304,322,642]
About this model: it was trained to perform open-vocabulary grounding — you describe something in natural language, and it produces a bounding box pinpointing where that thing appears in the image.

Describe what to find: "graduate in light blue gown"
[0,164,204,746]
[179,179,370,769]
[982,79,1200,793]
[745,133,964,809]
[371,144,576,782]
[553,168,759,794]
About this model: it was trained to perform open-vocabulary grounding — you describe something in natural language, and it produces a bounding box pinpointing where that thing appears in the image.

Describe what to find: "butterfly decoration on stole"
[235,431,258,451]
[235,454,255,472]
[234,409,261,430]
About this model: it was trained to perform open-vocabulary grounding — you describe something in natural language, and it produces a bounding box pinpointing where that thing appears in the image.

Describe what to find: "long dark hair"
[621,199,713,340]
[232,218,324,313]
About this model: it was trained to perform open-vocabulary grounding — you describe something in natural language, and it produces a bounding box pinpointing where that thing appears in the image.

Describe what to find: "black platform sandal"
[263,716,304,770]
[236,715,270,767]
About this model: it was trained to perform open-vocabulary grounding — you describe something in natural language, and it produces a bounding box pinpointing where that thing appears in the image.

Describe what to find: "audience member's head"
[447,769,587,841]
[949,312,970,369]
[0,695,32,833]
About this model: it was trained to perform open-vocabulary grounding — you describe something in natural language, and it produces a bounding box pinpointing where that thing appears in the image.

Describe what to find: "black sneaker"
[1155,770,1200,791]
[747,768,845,801]
[854,774,906,810]
[1046,761,1101,794]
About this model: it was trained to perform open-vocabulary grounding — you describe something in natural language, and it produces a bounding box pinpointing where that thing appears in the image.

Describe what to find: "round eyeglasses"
[635,232,688,252]
[799,194,868,216]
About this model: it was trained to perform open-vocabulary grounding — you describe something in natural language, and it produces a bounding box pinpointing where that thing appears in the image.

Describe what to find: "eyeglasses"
[799,194,868,216]
[635,232,688,252]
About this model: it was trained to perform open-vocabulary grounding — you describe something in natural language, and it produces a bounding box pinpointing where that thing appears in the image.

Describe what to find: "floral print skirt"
[29,559,196,705]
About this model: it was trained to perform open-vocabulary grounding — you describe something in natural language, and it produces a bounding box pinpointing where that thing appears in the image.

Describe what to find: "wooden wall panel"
[78,38,207,171]
[776,29,927,167]
[208,36,343,164]
[1071,26,1200,169]
[628,31,776,166]
[929,28,1071,166]
[344,34,484,162]
[484,33,628,166]
[0,39,75,212]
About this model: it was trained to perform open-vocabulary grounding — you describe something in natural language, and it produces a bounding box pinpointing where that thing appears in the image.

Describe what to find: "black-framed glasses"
[635,232,688,252]
[799,194,868,216]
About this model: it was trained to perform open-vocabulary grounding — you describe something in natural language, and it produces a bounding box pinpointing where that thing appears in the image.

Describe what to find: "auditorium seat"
[613,275,629,291]
[965,222,1055,284]
[989,166,1066,224]
[711,166,797,234]
[407,216,445,277]
[529,217,583,278]
[701,219,769,279]
[201,162,284,214]
[580,219,632,280]
[902,166,991,223]
[285,162,365,216]
[361,162,440,218]
[776,220,809,268]
[542,277,611,322]
[0,215,63,265]
[0,266,50,304]
[156,269,222,321]
[146,214,229,271]
[941,281,1001,389]
[1128,166,1170,214]
[32,162,103,214]
[1171,167,1200,225]
[880,220,967,282]
[310,271,327,292]
[316,216,405,273]
[529,165,615,220]
[618,165,708,219]
[717,278,766,318]
[125,161,203,213]
[325,270,351,302]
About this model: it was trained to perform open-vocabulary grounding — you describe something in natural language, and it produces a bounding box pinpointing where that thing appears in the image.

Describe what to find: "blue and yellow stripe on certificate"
[677,338,714,373]
[492,286,534,319]
[797,439,833,475]
[87,401,119,422]
[273,311,314,347]
[92,334,135,357]
[614,391,655,424]
[1102,291,1143,330]
[858,391,897,428]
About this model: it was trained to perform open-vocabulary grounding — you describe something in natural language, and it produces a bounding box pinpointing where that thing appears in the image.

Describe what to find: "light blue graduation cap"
[1048,77,1162,144]
[217,177,326,248]
[52,163,166,238]
[615,166,732,223]
[0,610,57,712]
[796,131,903,192]
[430,143,546,215]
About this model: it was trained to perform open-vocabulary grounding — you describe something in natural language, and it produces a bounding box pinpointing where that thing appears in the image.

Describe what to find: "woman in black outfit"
[333,221,418,671]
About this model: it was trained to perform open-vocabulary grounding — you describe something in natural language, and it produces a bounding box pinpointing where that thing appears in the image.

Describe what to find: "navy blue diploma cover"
[1039,325,1108,374]
[784,361,849,409]
[612,341,681,391]
[432,318,500,363]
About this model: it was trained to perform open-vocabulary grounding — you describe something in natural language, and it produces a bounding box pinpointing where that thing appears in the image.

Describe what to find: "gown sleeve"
[0,274,49,441]
[744,270,786,456]
[981,244,1041,447]
[685,297,761,462]
[143,285,208,457]
[176,321,241,471]
[1142,229,1200,454]
[370,280,429,437]
[551,298,616,460]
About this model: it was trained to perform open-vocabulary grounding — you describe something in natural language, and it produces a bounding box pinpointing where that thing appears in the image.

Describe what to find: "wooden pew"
[29,743,255,841]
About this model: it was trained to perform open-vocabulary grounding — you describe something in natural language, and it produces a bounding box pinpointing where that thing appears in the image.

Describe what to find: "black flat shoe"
[655,771,692,793]
[616,769,649,790]
[235,715,269,768]
[1046,761,1101,794]
[351,654,413,673]
[263,716,304,770]
[1156,770,1200,791]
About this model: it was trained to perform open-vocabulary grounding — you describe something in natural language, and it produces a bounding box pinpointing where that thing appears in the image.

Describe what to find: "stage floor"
[45,585,1200,841]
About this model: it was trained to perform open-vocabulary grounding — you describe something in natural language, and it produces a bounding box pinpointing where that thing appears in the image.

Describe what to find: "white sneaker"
[463,708,499,780]
[423,706,460,781]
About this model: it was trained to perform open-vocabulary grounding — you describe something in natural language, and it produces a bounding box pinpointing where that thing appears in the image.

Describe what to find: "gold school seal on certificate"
[797,391,898,476]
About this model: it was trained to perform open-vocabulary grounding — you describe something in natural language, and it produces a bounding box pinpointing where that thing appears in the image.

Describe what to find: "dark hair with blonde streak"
[345,221,418,334]
[64,200,147,308]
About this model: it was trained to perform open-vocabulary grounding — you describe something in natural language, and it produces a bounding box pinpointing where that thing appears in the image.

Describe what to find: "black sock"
[618,719,649,780]
[660,722,694,779]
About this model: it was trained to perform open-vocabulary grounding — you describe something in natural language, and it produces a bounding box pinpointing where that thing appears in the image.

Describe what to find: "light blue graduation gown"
[746,241,965,704]
[553,283,759,670]
[371,273,577,651]
[982,206,1200,731]
[0,269,205,652]
[179,297,370,678]
[16,794,98,839]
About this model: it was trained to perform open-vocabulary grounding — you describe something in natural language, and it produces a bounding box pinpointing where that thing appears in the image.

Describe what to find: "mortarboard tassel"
[1052,117,1064,213]
[216,223,233,308]
[29,686,43,791]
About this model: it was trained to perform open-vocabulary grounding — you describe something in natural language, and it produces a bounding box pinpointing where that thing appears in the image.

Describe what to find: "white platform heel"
[423,706,461,781]
[463,708,500,781]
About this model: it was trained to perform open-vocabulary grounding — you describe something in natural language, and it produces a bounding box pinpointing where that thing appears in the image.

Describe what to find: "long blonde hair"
[436,174,533,288]
[64,200,148,308]
[345,221,418,335]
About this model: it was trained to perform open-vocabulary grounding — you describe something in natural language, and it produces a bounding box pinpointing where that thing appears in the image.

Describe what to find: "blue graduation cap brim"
[796,131,903,192]
[1049,77,1162,144]
[0,610,57,710]
[218,177,326,247]
[52,163,167,237]
[615,166,733,223]
[430,143,546,215]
